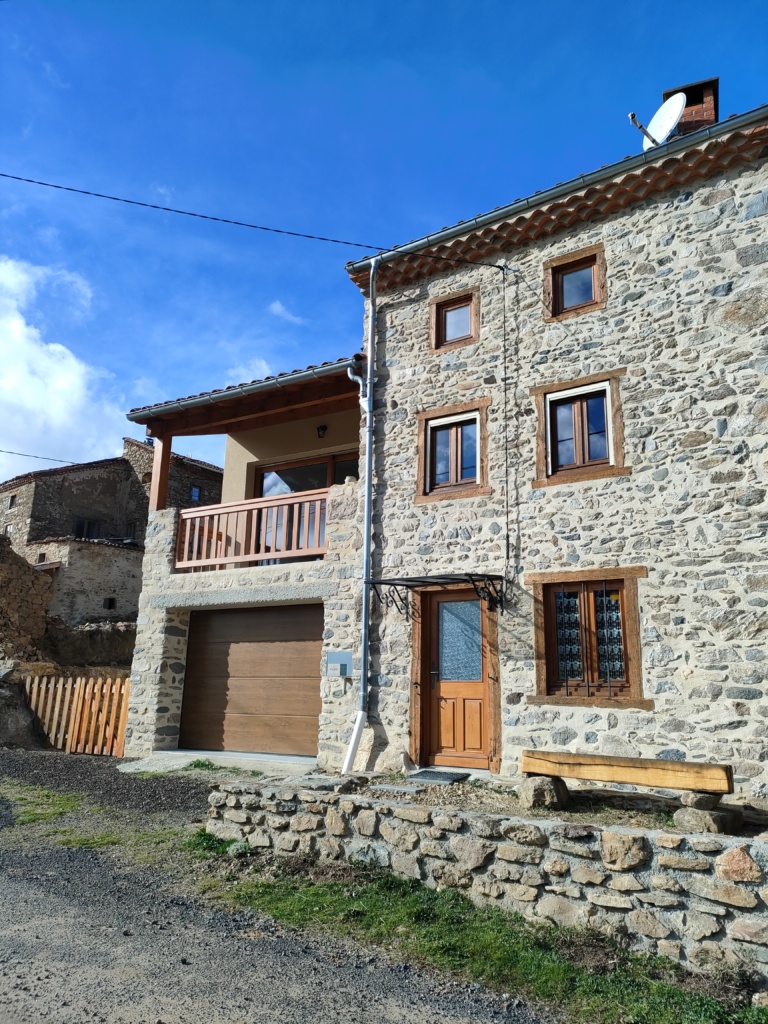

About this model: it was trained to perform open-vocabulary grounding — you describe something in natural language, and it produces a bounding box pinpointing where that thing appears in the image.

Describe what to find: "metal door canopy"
[366,573,506,614]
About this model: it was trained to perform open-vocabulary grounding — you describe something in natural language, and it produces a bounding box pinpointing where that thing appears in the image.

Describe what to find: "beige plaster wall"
[221,408,360,502]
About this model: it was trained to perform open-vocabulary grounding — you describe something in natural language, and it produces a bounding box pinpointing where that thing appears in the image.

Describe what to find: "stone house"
[0,438,222,625]
[125,83,768,798]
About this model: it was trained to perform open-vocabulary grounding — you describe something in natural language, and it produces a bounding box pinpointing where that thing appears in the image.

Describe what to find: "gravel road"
[0,752,542,1024]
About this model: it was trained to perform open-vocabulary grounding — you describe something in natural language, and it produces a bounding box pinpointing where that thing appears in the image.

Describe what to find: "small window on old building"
[190,486,201,503]
[430,292,478,350]
[103,597,116,610]
[7,494,16,510]
[73,517,100,540]
[126,521,137,540]
[37,552,47,563]
[544,244,607,321]
[4,524,13,537]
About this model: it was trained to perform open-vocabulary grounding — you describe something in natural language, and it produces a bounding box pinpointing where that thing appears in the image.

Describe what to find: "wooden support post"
[148,432,172,512]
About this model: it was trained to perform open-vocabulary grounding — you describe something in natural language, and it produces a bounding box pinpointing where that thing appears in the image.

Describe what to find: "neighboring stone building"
[124,83,768,799]
[0,438,222,624]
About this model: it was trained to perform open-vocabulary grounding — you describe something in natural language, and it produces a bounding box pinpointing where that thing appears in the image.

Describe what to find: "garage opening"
[179,605,323,756]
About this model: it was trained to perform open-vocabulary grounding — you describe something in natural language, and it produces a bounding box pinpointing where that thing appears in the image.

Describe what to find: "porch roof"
[126,355,363,438]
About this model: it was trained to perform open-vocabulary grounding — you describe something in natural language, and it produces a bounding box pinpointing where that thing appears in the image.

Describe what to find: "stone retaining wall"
[208,781,768,973]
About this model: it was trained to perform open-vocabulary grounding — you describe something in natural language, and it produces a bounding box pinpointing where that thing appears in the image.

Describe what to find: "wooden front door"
[425,590,489,769]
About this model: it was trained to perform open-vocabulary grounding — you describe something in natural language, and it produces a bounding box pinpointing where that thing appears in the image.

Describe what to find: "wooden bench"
[521,749,734,795]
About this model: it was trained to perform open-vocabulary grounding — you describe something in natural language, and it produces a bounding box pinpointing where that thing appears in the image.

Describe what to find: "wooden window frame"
[415,399,491,504]
[530,369,630,488]
[429,289,479,351]
[525,565,651,710]
[543,243,607,322]
[254,450,358,498]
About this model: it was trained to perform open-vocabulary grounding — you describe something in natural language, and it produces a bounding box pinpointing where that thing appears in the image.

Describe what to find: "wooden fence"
[24,675,130,757]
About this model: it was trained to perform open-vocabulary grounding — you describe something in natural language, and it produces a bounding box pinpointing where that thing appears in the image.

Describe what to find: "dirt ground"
[0,750,540,1024]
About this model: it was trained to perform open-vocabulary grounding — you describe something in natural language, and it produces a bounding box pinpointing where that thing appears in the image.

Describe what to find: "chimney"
[663,77,719,137]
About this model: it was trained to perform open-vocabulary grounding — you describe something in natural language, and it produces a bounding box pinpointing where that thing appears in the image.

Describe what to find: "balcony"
[175,489,328,571]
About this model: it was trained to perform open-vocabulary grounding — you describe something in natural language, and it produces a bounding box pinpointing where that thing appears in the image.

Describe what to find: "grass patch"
[52,830,122,849]
[184,827,234,858]
[183,759,227,772]
[1,783,82,824]
[230,865,764,1024]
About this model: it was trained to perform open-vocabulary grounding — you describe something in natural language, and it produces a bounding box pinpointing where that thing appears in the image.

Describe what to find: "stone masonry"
[124,480,364,757]
[208,780,768,974]
[318,141,768,790]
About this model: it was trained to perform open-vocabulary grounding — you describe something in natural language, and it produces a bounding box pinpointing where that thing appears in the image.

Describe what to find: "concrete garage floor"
[118,749,318,777]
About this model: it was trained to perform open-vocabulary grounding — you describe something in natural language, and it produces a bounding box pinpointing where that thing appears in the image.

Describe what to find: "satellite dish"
[628,92,686,151]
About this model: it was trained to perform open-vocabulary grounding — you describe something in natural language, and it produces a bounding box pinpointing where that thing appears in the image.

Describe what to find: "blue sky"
[0,0,765,477]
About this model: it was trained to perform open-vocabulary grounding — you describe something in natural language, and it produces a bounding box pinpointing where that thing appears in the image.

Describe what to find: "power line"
[0,448,76,465]
[0,170,504,271]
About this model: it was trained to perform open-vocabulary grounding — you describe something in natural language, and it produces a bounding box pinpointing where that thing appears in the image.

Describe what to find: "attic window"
[430,291,479,350]
[37,552,47,564]
[544,244,607,322]
[7,494,16,510]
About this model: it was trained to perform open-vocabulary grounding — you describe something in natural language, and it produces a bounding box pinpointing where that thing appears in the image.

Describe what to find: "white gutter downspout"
[342,254,379,774]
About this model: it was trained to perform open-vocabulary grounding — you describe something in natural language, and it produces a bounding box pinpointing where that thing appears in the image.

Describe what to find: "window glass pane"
[261,462,327,497]
[443,303,471,342]
[460,421,477,480]
[553,401,575,468]
[554,589,583,680]
[439,600,482,680]
[432,427,451,485]
[333,458,359,485]
[594,587,625,681]
[586,395,608,461]
[561,265,594,309]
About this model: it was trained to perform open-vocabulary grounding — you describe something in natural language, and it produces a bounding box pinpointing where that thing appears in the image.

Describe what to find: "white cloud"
[224,355,272,386]
[0,256,127,482]
[267,299,307,325]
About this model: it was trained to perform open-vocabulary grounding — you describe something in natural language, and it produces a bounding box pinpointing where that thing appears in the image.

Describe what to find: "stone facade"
[0,535,52,660]
[124,480,364,757]
[314,138,768,791]
[207,780,768,973]
[0,438,222,626]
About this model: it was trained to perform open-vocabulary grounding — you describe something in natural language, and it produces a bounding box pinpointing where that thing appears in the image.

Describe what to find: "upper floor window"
[530,370,630,488]
[7,494,16,510]
[3,524,12,537]
[415,399,491,504]
[543,244,607,321]
[73,517,100,540]
[190,486,201,503]
[430,291,478,350]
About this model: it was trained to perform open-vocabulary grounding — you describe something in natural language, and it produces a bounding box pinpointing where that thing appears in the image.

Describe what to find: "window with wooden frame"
[526,566,650,709]
[543,244,607,321]
[255,451,358,499]
[530,370,630,487]
[415,399,491,504]
[430,291,479,350]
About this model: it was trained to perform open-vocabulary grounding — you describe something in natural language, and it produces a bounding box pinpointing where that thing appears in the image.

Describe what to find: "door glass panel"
[333,458,359,485]
[260,462,327,497]
[554,589,583,680]
[439,600,481,680]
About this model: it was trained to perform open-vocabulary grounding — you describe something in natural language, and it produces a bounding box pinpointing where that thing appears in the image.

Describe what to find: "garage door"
[179,605,323,755]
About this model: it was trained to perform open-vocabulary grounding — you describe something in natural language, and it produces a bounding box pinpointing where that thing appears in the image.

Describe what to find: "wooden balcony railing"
[175,489,328,571]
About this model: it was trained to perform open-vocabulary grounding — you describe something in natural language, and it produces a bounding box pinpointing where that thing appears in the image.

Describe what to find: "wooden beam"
[520,749,734,794]
[148,434,172,511]
[143,375,358,438]
[168,392,359,437]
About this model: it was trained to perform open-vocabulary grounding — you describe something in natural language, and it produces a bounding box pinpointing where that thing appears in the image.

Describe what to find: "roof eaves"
[345,103,768,276]
[126,354,362,424]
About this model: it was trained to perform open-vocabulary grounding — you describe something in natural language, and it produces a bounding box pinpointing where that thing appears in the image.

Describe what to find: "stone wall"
[322,152,768,789]
[0,536,52,660]
[46,542,144,625]
[125,480,364,757]
[207,781,768,974]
